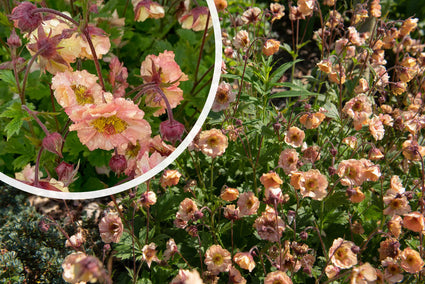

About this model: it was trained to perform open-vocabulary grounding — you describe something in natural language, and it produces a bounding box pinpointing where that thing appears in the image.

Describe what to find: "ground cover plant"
[2,0,425,283]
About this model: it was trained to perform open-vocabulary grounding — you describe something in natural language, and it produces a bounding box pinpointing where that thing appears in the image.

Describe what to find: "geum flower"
[133,0,165,22]
[329,238,358,269]
[27,24,77,74]
[179,7,212,31]
[140,50,188,116]
[51,69,104,113]
[69,98,151,151]
[204,245,231,274]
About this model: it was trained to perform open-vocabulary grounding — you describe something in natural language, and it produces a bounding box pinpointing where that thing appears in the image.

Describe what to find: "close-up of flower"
[198,128,229,158]
[204,245,232,275]
[329,238,358,269]
[68,98,152,151]
[140,50,188,116]
[98,211,124,243]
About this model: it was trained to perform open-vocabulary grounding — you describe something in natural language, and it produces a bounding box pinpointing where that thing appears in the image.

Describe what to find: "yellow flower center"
[91,116,128,135]
[306,178,317,191]
[126,142,141,158]
[72,84,94,105]
[213,254,223,265]
[207,136,219,147]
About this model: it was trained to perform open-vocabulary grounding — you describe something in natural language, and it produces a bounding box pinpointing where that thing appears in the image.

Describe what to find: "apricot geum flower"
[67,98,151,151]
[204,245,232,274]
[51,70,104,113]
[140,50,188,116]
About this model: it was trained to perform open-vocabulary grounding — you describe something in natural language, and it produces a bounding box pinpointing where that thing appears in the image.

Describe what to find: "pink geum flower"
[237,192,260,216]
[350,263,377,283]
[51,70,104,113]
[15,164,42,184]
[179,7,212,32]
[108,57,129,98]
[254,206,285,242]
[140,50,188,116]
[329,238,358,269]
[69,98,151,151]
[342,94,372,130]
[170,269,203,284]
[98,211,124,243]
[204,245,232,275]
[135,150,166,176]
[264,270,293,284]
[284,126,305,147]
[299,169,328,201]
[62,252,105,284]
[369,115,385,140]
[400,247,424,274]
[142,243,159,268]
[198,128,229,158]
[78,25,111,60]
[337,159,366,186]
[278,148,299,174]
[177,198,198,222]
[132,0,165,22]
[26,20,81,74]
[212,82,235,112]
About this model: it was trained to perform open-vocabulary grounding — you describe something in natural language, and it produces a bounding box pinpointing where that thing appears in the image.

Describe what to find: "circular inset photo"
[0,0,222,199]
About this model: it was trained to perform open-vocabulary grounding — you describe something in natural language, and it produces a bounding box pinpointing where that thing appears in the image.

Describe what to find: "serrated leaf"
[323,102,340,121]
[0,70,17,89]
[0,102,30,139]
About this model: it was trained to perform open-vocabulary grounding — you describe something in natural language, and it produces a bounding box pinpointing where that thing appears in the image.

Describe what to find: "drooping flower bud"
[109,154,127,175]
[160,119,185,144]
[42,132,63,157]
[9,2,43,33]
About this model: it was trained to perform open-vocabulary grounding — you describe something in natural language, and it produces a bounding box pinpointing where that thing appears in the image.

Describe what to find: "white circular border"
[0,0,222,200]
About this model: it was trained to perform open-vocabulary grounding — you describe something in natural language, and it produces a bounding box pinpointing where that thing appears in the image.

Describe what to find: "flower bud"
[160,119,185,144]
[139,191,157,207]
[42,132,63,157]
[109,154,127,175]
[193,210,204,220]
[7,29,22,48]
[9,2,43,33]
[38,219,50,232]
[328,166,337,176]
[55,161,78,186]
[300,231,308,240]
[351,245,360,254]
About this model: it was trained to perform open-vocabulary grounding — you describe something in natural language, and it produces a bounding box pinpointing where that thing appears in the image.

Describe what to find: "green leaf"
[270,59,303,84]
[323,102,340,121]
[0,70,17,90]
[0,11,12,27]
[269,82,318,99]
[0,102,30,140]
